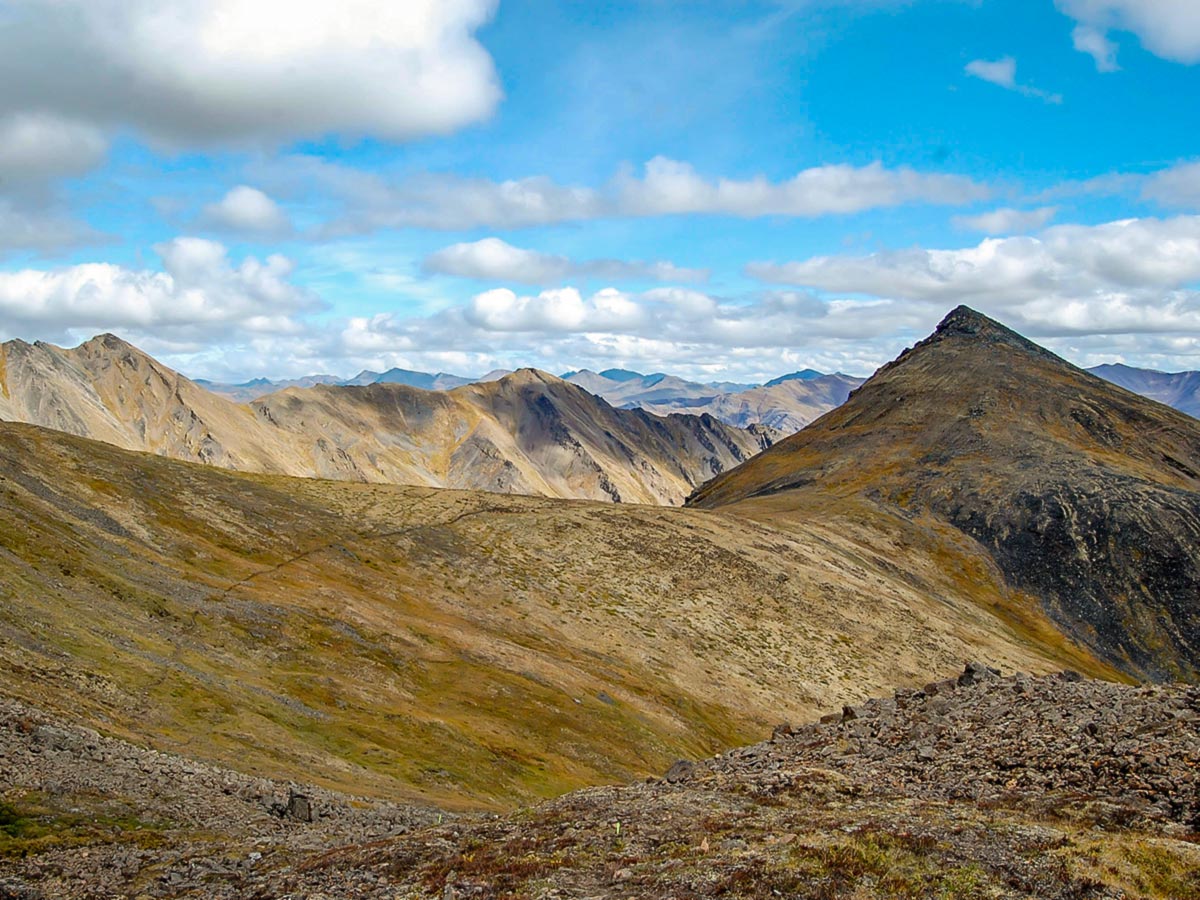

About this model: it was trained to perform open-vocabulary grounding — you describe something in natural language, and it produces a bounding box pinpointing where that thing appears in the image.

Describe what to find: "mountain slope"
[1090,362,1200,419]
[640,373,864,432]
[0,336,774,505]
[0,335,308,475]
[691,306,1200,681]
[0,421,1115,811]
[251,369,778,504]
[3,670,1195,899]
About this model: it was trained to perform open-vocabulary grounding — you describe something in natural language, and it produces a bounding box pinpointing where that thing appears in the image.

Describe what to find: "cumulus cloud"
[421,237,709,285]
[0,237,320,341]
[746,215,1200,336]
[965,57,1063,104]
[301,156,988,234]
[29,221,1200,384]
[367,285,913,351]
[1058,0,1200,65]
[0,0,501,146]
[202,186,292,234]
[953,206,1058,234]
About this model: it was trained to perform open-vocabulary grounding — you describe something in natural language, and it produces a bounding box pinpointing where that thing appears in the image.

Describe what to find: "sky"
[2,0,1200,382]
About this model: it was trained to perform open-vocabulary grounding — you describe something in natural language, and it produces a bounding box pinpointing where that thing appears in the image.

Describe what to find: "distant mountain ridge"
[199,363,856,431]
[0,335,776,505]
[639,373,864,433]
[1086,362,1200,419]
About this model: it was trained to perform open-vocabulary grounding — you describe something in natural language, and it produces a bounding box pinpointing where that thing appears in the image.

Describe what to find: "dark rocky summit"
[691,306,1200,682]
[3,667,1198,898]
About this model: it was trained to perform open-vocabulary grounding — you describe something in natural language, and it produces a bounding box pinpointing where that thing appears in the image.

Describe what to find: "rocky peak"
[913,304,1066,365]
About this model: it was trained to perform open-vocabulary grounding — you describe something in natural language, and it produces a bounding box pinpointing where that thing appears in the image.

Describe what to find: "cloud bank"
[0,237,320,342]
[304,156,989,235]
[0,0,501,147]
[747,215,1200,336]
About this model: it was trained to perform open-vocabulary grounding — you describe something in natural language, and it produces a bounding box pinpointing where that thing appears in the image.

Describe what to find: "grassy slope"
[0,423,1118,810]
[691,308,1200,681]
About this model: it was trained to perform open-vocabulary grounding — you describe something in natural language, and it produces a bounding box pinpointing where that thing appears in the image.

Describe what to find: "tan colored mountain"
[639,372,864,432]
[0,334,299,473]
[250,370,779,503]
[0,335,776,505]
[691,306,1200,681]
[0,420,1115,811]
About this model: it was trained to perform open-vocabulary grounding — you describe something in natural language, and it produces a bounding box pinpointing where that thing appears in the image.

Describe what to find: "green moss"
[0,796,165,858]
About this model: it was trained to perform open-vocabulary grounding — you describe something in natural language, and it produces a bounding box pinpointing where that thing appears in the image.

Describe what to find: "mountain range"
[1,307,1198,897]
[1088,362,1200,419]
[0,335,776,505]
[196,355,1200,433]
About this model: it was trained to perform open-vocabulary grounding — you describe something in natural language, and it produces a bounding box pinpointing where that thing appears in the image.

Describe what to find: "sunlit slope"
[0,421,1110,810]
[0,335,772,504]
[692,306,1200,681]
[252,368,776,504]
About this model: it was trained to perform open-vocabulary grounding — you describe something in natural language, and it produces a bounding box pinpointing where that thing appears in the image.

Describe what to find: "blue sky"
[2,0,1200,381]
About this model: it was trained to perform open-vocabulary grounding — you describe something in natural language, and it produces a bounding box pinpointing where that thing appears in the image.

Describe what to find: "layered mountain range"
[1,306,1198,898]
[201,362,867,434]
[0,335,776,505]
[198,354,1200,430]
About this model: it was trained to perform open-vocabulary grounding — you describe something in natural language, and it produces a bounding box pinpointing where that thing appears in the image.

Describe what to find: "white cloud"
[1072,24,1120,71]
[0,237,320,341]
[298,156,988,234]
[616,157,985,216]
[965,57,1062,104]
[422,237,709,285]
[1058,0,1200,65]
[30,221,1200,385]
[466,286,646,332]
[0,0,501,146]
[953,206,1058,234]
[747,215,1200,336]
[325,286,920,382]
[965,57,1019,89]
[202,186,291,234]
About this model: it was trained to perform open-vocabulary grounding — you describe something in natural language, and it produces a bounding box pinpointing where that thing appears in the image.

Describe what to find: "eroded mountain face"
[0,336,776,505]
[692,306,1200,682]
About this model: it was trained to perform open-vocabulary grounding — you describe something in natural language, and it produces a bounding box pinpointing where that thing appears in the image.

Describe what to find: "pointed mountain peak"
[936,305,1003,336]
[81,332,138,351]
[874,306,1066,379]
[927,305,1055,357]
[504,367,562,385]
[468,368,568,395]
